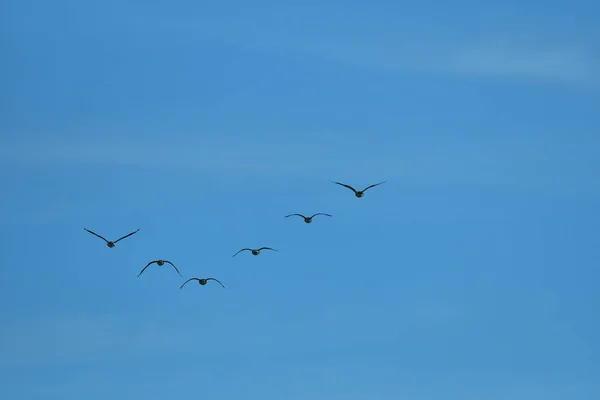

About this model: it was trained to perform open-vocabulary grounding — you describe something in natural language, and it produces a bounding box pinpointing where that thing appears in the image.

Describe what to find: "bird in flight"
[332,181,387,198]
[285,213,332,223]
[137,260,182,277]
[232,247,278,257]
[84,228,139,248]
[180,277,225,289]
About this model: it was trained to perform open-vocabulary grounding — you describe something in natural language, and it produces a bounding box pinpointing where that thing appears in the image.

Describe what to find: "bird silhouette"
[232,247,278,257]
[332,181,387,198]
[180,277,225,289]
[285,213,332,223]
[84,228,139,248]
[137,260,181,277]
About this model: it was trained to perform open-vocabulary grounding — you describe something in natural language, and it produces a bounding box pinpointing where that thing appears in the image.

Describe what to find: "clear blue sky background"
[1,0,599,399]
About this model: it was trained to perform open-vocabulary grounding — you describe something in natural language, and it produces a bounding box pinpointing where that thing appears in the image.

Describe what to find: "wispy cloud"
[140,15,600,87]
[1,133,597,187]
[0,297,464,368]
[441,40,600,85]
[7,308,594,400]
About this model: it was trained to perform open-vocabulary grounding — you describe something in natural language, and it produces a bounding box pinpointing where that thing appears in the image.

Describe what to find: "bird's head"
[199,279,207,285]
[157,260,164,266]
[355,192,364,198]
[107,242,115,248]
[304,218,312,223]
[252,249,260,255]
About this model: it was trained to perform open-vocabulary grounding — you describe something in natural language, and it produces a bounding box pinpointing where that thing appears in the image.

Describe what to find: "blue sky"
[1,0,599,398]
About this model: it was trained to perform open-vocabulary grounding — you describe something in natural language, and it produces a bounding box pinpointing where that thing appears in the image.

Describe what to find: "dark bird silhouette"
[285,213,332,223]
[137,260,182,277]
[232,247,278,257]
[84,228,139,248]
[332,181,387,198]
[180,277,225,289]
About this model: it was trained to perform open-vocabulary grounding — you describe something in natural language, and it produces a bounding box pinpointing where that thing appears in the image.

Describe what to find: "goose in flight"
[232,247,278,257]
[137,260,182,277]
[332,181,387,198]
[180,277,225,289]
[84,228,139,248]
[285,213,332,223]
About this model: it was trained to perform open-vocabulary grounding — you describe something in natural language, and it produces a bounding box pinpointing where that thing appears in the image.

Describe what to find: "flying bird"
[285,213,332,223]
[137,260,182,277]
[84,228,139,248]
[180,277,225,289]
[332,181,387,198]
[232,247,278,257]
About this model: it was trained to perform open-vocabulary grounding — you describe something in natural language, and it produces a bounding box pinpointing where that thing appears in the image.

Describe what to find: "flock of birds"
[83,180,387,291]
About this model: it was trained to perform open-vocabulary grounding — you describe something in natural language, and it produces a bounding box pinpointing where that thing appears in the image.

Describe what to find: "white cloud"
[1,133,597,188]
[140,16,600,87]
[0,297,464,368]
[443,40,599,85]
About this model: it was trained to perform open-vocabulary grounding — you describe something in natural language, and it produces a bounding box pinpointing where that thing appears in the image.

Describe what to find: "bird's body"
[84,228,139,247]
[137,259,181,277]
[332,181,386,198]
[285,213,332,223]
[180,277,225,289]
[232,247,278,257]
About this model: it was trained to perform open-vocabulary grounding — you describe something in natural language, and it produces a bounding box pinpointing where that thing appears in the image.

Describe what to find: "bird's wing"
[310,213,332,218]
[114,229,140,243]
[332,181,358,193]
[207,278,225,288]
[180,278,199,289]
[258,247,277,251]
[232,248,252,257]
[165,261,182,276]
[84,228,109,243]
[137,260,157,277]
[285,213,306,219]
[362,181,387,192]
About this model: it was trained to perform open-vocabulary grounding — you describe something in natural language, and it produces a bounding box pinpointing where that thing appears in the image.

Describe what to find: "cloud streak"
[141,15,600,87]
[0,297,464,368]
[441,40,600,85]
[4,307,595,400]
[1,133,597,188]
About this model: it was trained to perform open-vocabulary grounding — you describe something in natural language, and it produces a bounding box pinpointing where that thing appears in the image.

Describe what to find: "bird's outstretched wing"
[114,229,140,243]
[232,248,252,257]
[164,260,182,276]
[361,181,387,192]
[84,228,109,243]
[206,278,225,288]
[332,181,358,193]
[258,247,277,252]
[180,278,200,289]
[310,213,332,218]
[137,260,157,277]
[285,213,306,219]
